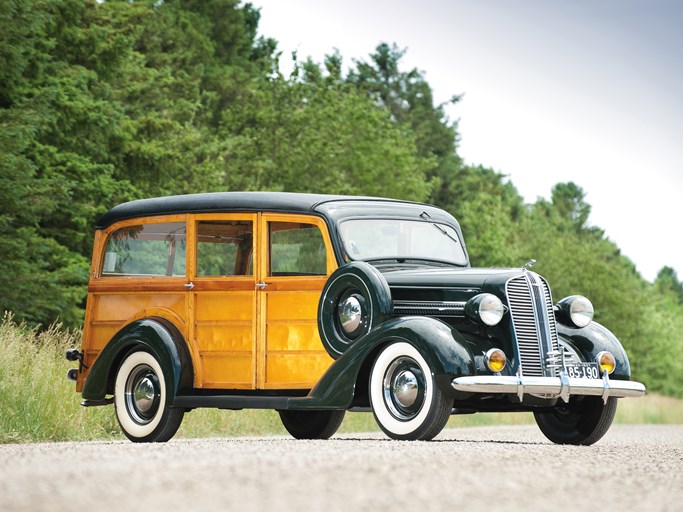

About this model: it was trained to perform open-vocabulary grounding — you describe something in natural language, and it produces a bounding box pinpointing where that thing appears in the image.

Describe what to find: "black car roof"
[95,191,426,229]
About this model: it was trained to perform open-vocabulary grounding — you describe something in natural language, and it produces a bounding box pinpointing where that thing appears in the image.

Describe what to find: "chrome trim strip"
[393,300,466,317]
[451,375,646,400]
[531,273,559,375]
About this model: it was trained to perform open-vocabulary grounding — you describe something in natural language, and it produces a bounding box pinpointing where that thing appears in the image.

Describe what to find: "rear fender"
[81,318,193,405]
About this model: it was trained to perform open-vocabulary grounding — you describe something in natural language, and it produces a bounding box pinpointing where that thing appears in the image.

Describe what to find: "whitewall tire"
[369,342,452,440]
[114,350,184,442]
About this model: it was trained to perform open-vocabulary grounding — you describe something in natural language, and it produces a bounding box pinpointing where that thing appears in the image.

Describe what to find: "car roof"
[95,191,429,229]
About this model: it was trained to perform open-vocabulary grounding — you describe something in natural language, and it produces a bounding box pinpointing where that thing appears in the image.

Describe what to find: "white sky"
[251,0,683,282]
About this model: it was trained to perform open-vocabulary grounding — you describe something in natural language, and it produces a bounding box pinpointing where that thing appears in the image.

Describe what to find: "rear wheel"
[534,396,617,445]
[369,342,452,441]
[279,410,346,439]
[114,350,184,443]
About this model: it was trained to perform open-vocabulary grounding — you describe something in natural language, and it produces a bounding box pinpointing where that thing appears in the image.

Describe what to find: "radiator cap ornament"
[522,259,536,271]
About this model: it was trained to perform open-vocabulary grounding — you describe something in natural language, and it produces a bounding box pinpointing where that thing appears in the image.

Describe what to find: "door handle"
[256,281,268,290]
[183,282,195,289]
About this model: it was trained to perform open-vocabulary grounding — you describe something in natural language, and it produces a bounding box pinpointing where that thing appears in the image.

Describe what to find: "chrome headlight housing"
[466,293,507,326]
[556,295,594,328]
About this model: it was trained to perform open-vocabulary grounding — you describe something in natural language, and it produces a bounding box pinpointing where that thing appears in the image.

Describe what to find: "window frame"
[195,217,255,278]
[268,221,329,277]
[97,215,188,280]
[189,213,258,285]
[259,213,336,283]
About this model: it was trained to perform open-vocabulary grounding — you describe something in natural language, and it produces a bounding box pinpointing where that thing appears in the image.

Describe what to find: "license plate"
[565,362,600,379]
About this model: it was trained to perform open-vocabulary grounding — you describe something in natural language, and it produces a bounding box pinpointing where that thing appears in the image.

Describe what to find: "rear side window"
[197,220,253,276]
[102,222,186,277]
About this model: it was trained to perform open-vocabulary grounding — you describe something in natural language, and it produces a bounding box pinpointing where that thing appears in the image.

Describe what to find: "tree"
[348,43,459,163]
[654,266,683,303]
[0,0,267,326]
[437,165,526,266]
[550,181,591,229]
[219,57,434,201]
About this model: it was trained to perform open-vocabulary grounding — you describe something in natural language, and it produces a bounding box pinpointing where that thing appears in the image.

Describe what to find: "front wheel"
[279,410,346,439]
[369,342,452,441]
[534,396,618,445]
[114,350,184,443]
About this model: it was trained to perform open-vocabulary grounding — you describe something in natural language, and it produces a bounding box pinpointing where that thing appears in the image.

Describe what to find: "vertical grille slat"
[506,272,559,377]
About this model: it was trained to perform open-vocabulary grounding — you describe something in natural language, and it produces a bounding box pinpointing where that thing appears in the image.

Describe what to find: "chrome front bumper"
[451,372,646,403]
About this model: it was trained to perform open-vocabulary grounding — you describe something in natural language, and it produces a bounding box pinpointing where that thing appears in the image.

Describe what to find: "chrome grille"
[541,279,559,351]
[506,272,559,377]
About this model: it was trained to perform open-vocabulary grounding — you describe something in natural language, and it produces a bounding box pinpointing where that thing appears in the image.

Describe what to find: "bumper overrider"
[451,371,646,404]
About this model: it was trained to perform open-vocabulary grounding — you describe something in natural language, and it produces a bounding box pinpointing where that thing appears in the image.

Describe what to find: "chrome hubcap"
[383,356,426,421]
[125,364,161,425]
[133,376,157,414]
[339,294,363,336]
[393,370,419,407]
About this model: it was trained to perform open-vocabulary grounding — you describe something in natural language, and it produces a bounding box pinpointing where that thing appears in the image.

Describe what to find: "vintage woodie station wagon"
[66,192,645,444]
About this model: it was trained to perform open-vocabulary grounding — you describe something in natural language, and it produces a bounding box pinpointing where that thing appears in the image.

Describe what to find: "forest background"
[1,0,681,399]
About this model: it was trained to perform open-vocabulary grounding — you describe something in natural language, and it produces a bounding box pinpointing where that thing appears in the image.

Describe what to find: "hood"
[380,266,526,302]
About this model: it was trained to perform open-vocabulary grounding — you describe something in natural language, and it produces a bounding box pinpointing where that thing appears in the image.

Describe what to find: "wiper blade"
[420,211,460,245]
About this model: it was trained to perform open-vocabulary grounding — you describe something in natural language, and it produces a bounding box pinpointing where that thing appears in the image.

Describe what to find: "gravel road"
[1,425,681,512]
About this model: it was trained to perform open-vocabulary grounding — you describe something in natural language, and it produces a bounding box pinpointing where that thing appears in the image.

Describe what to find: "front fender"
[289,316,474,410]
[557,321,632,380]
[81,318,193,404]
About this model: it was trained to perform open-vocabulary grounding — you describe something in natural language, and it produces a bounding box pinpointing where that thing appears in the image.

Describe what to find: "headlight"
[556,295,594,328]
[466,293,506,326]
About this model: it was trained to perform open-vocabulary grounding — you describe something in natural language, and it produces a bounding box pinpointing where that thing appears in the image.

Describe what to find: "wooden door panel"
[194,291,255,388]
[201,354,254,389]
[258,214,337,389]
[189,214,258,389]
[262,289,331,388]
[264,353,335,388]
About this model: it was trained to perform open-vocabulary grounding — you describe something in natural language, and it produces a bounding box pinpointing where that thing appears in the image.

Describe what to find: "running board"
[81,397,115,407]
[173,395,293,410]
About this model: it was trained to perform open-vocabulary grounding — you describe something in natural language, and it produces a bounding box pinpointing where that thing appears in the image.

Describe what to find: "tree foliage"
[220,56,434,200]
[1,0,681,397]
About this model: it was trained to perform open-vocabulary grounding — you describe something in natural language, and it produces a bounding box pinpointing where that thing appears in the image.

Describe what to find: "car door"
[257,214,337,389]
[188,214,258,389]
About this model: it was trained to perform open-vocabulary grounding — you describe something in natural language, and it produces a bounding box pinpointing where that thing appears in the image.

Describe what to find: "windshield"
[339,219,468,266]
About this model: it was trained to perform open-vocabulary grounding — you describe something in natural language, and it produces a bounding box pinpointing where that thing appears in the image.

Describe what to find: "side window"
[102,222,186,277]
[197,220,253,276]
[269,222,327,276]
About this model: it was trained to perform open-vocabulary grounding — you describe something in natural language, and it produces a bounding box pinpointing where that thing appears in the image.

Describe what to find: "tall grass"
[1,313,681,444]
[0,313,120,443]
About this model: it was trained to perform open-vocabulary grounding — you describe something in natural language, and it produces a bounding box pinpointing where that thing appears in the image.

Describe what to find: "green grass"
[0,313,120,443]
[1,312,681,443]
